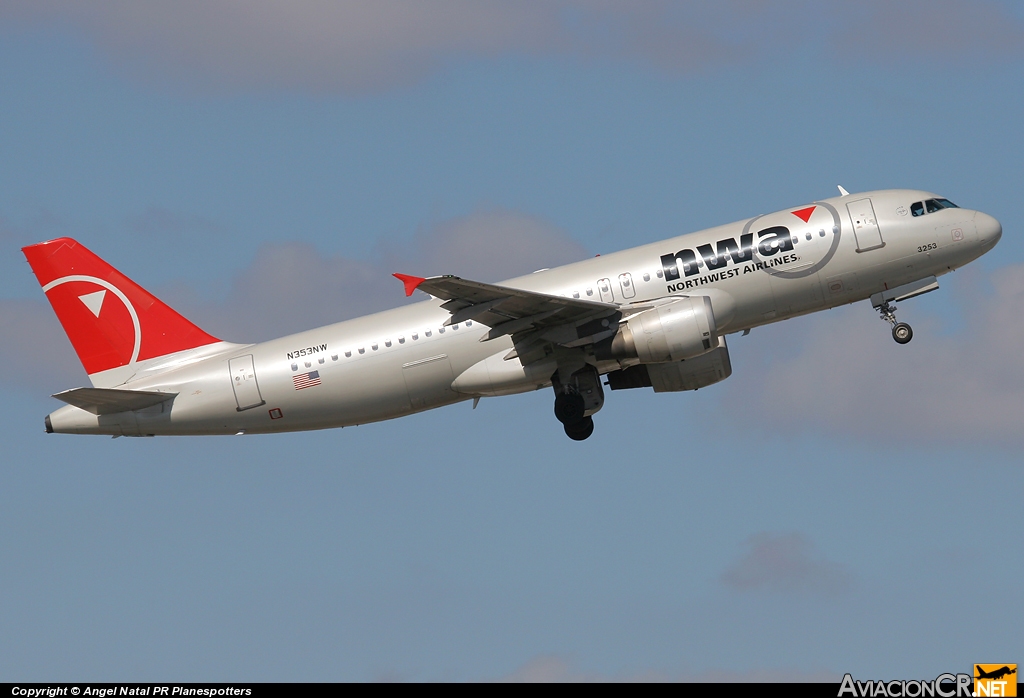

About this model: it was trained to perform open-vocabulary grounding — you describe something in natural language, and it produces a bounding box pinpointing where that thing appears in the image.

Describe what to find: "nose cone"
[975,211,1002,250]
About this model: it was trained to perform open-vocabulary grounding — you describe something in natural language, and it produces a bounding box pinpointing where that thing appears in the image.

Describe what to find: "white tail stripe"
[42,275,142,367]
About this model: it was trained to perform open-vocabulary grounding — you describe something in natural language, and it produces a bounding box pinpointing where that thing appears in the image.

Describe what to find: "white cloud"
[0,298,89,393]
[183,208,589,341]
[720,532,853,596]
[3,1,1020,94]
[382,208,590,282]
[2,0,564,93]
[715,263,1024,443]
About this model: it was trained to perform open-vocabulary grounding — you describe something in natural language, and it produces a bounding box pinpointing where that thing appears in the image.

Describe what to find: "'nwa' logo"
[661,226,795,281]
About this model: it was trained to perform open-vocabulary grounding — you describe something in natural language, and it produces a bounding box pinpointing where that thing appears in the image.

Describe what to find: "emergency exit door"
[847,198,884,252]
[229,355,265,411]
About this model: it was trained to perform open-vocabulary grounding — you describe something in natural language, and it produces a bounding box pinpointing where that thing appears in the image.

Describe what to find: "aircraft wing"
[394,273,625,354]
[52,387,177,415]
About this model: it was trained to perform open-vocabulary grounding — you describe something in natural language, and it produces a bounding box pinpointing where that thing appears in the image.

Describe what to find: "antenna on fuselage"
[837,185,850,196]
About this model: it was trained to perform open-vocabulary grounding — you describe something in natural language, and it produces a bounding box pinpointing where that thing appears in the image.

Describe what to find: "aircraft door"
[597,278,615,303]
[229,355,266,411]
[847,198,884,252]
[618,273,636,299]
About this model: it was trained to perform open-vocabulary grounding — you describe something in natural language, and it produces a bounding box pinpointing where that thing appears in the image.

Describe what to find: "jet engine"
[606,296,718,363]
[606,338,732,393]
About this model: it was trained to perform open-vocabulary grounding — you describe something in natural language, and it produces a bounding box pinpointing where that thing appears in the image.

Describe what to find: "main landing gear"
[554,392,595,441]
[552,364,603,441]
[877,301,913,345]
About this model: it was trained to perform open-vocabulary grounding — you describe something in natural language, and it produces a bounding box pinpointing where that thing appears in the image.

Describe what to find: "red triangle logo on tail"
[792,206,816,223]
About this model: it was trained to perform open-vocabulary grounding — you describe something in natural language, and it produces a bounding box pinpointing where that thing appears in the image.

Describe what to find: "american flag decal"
[292,370,322,390]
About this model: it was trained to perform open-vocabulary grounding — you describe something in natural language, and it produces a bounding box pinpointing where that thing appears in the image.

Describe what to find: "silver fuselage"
[47,189,1002,436]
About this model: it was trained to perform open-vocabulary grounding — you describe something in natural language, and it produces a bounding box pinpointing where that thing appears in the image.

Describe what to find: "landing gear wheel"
[892,322,913,344]
[564,416,594,441]
[878,301,913,345]
[554,392,586,425]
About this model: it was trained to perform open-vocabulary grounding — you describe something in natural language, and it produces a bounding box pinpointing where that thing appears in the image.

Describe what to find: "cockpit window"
[913,198,958,217]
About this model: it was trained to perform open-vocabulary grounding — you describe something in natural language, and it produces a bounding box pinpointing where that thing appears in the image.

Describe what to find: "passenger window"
[911,202,925,217]
[358,348,365,354]
[398,336,405,344]
[425,330,432,337]
[305,361,311,368]
[439,327,445,334]
[385,339,392,347]
[344,351,351,358]
[371,343,378,351]
[331,354,338,361]
[643,273,650,282]
[656,269,663,278]
[586,288,593,296]
[466,320,472,327]
[573,292,580,299]
[412,333,418,340]
[318,357,325,364]
[291,363,298,372]
[452,324,459,330]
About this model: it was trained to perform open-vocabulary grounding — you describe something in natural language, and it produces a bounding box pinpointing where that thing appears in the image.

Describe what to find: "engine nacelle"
[606,337,732,393]
[609,296,718,363]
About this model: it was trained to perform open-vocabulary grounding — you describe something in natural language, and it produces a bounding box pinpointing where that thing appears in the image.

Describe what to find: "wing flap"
[406,275,620,342]
[52,387,177,415]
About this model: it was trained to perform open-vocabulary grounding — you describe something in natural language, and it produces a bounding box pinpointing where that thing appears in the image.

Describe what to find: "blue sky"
[1,1,1022,682]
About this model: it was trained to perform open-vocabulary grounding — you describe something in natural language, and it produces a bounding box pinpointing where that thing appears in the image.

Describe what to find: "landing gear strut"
[877,301,913,344]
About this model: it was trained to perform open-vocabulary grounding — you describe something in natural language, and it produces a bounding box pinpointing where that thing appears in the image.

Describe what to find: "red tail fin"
[22,237,220,376]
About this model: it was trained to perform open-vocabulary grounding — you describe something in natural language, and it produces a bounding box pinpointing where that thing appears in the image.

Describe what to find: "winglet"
[393,273,426,297]
[837,185,850,196]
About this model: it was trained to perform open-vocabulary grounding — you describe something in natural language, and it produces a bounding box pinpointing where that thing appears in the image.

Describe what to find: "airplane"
[22,187,1001,441]
[975,666,1016,681]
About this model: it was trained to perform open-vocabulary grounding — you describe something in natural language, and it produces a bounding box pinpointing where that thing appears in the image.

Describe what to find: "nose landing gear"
[878,301,913,344]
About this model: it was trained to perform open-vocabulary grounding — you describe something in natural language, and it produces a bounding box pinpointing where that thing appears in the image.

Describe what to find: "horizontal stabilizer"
[52,387,177,415]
